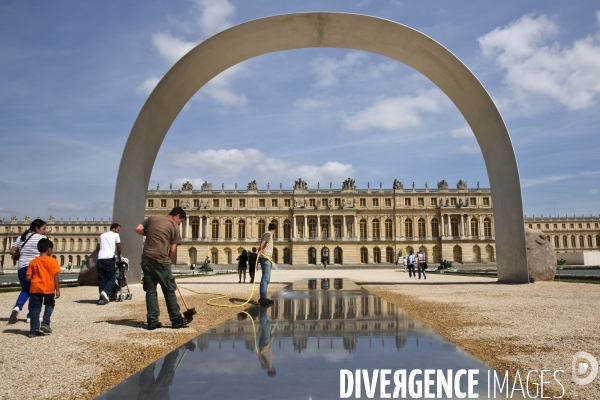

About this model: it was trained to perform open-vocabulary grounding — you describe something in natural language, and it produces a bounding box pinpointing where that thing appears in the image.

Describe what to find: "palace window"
[193,199,199,208]
[259,199,265,207]
[417,198,424,206]
[431,218,439,237]
[586,223,590,228]
[570,224,574,229]
[226,199,232,207]
[451,218,459,237]
[360,247,368,264]
[537,224,541,229]
[562,224,566,229]
[283,220,291,239]
[430,198,437,206]
[404,198,411,206]
[579,235,584,247]
[386,247,394,263]
[571,236,576,247]
[211,220,219,239]
[470,197,477,205]
[595,223,599,228]
[191,219,199,239]
[213,199,219,207]
[484,218,492,237]
[450,198,457,206]
[404,219,413,237]
[554,224,557,229]
[71,227,75,232]
[224,220,232,239]
[562,236,568,247]
[160,199,167,207]
[359,219,367,240]
[335,198,341,207]
[360,198,366,207]
[237,220,245,239]
[554,236,559,248]
[334,219,342,238]
[272,199,278,207]
[372,198,379,207]
[308,219,317,238]
[258,220,266,237]
[283,248,291,264]
[471,218,479,237]
[147,199,154,208]
[385,219,393,239]
[418,218,426,238]
[173,199,180,207]
[578,223,582,228]
[385,198,391,207]
[239,199,245,207]
[528,224,532,229]
[372,219,380,238]
[284,199,291,207]
[483,197,490,206]
[545,224,549,229]
[373,247,381,264]
[310,199,316,207]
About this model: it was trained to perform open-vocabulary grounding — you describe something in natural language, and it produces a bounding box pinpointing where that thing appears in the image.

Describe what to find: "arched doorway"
[360,247,368,264]
[211,248,218,264]
[473,245,481,262]
[321,247,329,265]
[453,245,462,263]
[308,247,316,264]
[114,12,528,283]
[189,247,197,264]
[283,248,291,264]
[334,247,342,264]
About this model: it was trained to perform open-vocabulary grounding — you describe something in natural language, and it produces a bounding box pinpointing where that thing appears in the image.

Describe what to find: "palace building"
[1,179,599,270]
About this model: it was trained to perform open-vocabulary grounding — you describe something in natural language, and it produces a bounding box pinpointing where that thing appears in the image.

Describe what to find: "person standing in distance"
[416,249,427,279]
[256,223,277,306]
[248,247,258,284]
[95,223,122,304]
[134,207,192,330]
[406,250,416,278]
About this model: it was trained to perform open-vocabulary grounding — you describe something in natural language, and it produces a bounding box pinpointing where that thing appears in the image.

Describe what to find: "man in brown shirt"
[134,207,192,330]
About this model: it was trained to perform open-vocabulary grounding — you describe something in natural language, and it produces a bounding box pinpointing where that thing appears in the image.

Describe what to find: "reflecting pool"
[99,279,512,399]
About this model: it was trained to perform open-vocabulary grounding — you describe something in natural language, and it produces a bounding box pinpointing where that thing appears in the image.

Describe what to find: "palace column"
[354,214,359,238]
[293,216,297,238]
[329,214,333,239]
[460,214,465,237]
[206,216,212,240]
[479,215,484,239]
[441,214,445,237]
[342,215,347,238]
[199,216,203,239]
[185,216,189,239]
[317,215,321,238]
[304,215,307,239]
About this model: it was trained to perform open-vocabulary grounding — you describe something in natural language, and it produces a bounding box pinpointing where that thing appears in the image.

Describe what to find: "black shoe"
[249,280,254,283]
[172,316,193,329]
[259,298,274,306]
[28,330,45,338]
[40,323,53,334]
[147,322,163,331]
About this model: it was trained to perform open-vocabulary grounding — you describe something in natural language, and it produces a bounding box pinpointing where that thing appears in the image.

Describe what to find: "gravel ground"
[1,269,598,399]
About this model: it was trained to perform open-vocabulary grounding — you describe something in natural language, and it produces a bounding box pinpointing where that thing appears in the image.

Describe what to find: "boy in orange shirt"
[25,238,60,337]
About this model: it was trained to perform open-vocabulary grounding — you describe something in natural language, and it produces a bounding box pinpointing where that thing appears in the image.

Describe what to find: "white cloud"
[136,76,161,95]
[256,160,354,186]
[202,64,248,107]
[342,89,446,132]
[456,145,479,154]
[194,0,235,37]
[293,98,332,110]
[451,125,474,138]
[590,189,598,194]
[310,52,397,88]
[478,13,600,110]
[171,148,261,178]
[171,148,353,185]
[521,170,600,188]
[152,32,198,65]
[173,178,204,189]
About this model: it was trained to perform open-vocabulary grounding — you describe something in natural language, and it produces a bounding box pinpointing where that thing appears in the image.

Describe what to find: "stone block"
[78,251,98,286]
[526,228,556,281]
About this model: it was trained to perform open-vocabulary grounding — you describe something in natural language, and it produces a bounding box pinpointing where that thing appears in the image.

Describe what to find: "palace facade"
[1,179,599,270]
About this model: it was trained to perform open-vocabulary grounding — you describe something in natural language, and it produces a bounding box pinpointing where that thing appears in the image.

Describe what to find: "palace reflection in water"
[99,280,493,400]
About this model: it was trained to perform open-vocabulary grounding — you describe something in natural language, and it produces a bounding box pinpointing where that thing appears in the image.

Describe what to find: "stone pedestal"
[526,228,556,281]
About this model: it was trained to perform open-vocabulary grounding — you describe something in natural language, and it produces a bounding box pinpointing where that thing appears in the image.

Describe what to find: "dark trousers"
[141,260,182,325]
[407,264,415,277]
[97,258,116,295]
[418,264,427,279]
[29,293,55,332]
[138,348,180,400]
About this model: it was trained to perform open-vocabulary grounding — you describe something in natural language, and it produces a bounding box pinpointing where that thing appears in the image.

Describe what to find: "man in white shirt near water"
[96,223,122,304]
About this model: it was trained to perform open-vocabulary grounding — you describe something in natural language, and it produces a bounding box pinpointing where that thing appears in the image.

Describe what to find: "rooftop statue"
[437,180,449,190]
[457,180,468,190]
[201,181,213,192]
[294,178,308,190]
[342,178,356,190]
[181,181,193,191]
[393,179,403,190]
[247,180,257,191]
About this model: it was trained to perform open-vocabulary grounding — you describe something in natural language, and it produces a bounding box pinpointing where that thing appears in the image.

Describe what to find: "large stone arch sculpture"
[114,12,529,283]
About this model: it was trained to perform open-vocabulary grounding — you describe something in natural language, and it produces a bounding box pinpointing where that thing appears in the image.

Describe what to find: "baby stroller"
[110,257,133,302]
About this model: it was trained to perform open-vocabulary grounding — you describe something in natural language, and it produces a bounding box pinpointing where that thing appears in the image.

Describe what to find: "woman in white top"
[9,219,47,323]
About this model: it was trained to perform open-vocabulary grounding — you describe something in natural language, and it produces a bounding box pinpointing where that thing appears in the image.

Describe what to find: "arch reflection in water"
[99,280,498,399]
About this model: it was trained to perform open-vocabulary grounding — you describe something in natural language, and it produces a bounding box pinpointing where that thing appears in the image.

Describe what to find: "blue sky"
[1,0,599,220]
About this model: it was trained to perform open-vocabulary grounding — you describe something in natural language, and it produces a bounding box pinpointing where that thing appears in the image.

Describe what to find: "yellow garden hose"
[179,254,275,308]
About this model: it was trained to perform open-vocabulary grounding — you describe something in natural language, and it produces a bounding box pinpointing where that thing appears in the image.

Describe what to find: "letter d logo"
[572,351,598,386]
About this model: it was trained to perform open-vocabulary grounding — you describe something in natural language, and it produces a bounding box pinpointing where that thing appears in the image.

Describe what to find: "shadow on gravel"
[2,328,28,336]
[96,318,145,329]
[73,299,102,304]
